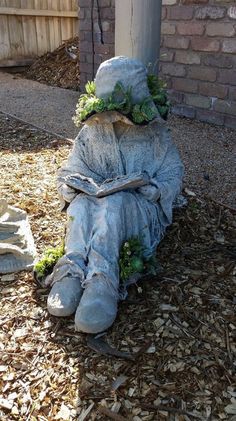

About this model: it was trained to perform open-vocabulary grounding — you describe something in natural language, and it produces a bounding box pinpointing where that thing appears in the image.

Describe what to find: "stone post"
[115,0,162,72]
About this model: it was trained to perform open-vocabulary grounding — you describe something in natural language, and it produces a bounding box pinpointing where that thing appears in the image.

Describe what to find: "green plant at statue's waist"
[119,237,159,282]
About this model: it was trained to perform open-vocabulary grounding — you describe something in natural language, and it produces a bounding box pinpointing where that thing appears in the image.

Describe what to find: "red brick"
[79,0,92,6]
[168,6,194,20]
[182,0,209,5]
[159,72,173,88]
[79,31,85,41]
[163,36,190,50]
[188,66,217,82]
[161,63,187,77]
[80,74,90,87]
[222,40,236,54]
[168,90,184,105]
[160,49,175,62]
[177,22,205,35]
[172,77,198,93]
[185,94,212,109]
[102,32,114,44]
[203,54,233,69]
[85,7,93,19]
[79,62,94,74]
[175,51,201,65]
[191,38,220,52]
[100,8,115,19]
[79,20,92,31]
[229,87,236,101]
[224,116,236,129]
[79,53,87,63]
[206,23,235,37]
[78,8,85,19]
[94,43,110,54]
[98,0,111,6]
[171,104,196,119]
[218,70,236,86]
[162,7,167,20]
[80,40,93,53]
[196,110,224,126]
[195,6,226,20]
[182,0,208,3]
[81,53,94,64]
[161,22,176,35]
[101,21,112,32]
[214,99,236,116]
[199,82,228,99]
[94,54,105,65]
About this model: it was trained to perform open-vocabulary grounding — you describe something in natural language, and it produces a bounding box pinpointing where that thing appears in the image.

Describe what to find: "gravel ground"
[0,71,235,208]
[0,113,235,420]
[0,72,78,139]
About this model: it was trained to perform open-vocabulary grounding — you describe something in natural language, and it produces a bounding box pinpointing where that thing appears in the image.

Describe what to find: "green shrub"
[119,237,159,282]
[34,244,64,279]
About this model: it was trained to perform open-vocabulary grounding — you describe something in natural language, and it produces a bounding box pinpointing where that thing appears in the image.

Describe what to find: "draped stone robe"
[46,113,184,296]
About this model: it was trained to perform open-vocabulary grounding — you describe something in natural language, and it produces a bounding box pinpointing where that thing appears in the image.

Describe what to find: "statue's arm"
[57,128,103,209]
[151,127,184,224]
[138,126,184,224]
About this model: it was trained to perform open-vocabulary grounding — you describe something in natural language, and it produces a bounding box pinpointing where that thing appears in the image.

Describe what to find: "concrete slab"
[0,72,79,139]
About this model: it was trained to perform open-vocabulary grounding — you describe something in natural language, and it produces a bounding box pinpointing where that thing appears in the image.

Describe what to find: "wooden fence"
[0,0,79,66]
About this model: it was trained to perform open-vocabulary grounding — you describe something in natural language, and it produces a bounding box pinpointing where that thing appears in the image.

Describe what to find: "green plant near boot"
[34,243,64,282]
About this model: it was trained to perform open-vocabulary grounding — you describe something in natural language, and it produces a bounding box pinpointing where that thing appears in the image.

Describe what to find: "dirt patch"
[0,112,235,420]
[23,37,80,91]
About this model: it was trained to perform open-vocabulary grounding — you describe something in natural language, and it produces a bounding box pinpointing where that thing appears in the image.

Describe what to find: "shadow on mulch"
[30,197,236,418]
[0,112,73,153]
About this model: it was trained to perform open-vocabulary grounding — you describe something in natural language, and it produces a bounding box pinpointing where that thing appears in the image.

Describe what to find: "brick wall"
[79,1,236,128]
[160,0,236,128]
[79,0,115,90]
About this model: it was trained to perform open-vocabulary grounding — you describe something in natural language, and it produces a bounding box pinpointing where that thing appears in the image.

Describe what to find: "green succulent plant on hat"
[73,74,170,127]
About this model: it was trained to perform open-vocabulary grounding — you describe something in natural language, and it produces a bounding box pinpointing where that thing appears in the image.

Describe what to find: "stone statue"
[46,56,184,334]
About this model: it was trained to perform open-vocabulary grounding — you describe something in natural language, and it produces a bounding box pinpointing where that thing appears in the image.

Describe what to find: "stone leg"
[74,191,156,333]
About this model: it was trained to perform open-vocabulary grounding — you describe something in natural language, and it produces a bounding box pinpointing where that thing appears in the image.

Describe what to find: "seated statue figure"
[46,56,184,334]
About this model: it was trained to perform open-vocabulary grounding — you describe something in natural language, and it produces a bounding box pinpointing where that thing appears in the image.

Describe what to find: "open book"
[59,172,150,198]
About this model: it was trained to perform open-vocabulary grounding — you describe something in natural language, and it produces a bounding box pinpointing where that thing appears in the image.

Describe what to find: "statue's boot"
[47,276,83,317]
[75,276,118,333]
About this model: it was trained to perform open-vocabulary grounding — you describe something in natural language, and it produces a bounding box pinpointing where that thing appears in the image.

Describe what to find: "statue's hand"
[60,183,77,203]
[137,185,160,202]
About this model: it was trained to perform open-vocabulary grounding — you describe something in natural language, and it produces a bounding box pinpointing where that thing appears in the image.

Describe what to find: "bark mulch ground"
[0,112,236,420]
[24,37,80,91]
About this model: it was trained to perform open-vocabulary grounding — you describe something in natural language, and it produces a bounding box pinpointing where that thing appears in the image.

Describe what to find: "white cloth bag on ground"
[0,199,36,274]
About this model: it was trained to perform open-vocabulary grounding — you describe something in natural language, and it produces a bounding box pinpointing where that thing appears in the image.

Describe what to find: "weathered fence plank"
[0,0,78,66]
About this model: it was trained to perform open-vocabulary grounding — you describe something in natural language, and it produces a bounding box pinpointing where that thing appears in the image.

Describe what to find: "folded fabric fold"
[0,199,36,274]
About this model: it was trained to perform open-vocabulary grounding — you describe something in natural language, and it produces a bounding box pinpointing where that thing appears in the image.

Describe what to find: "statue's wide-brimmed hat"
[95,56,157,108]
[74,56,166,127]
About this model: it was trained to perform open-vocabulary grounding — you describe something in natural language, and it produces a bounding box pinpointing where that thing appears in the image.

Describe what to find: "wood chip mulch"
[0,112,235,421]
[23,37,80,91]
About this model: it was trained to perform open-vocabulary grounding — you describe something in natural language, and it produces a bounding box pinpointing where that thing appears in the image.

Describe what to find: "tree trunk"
[115,0,162,73]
